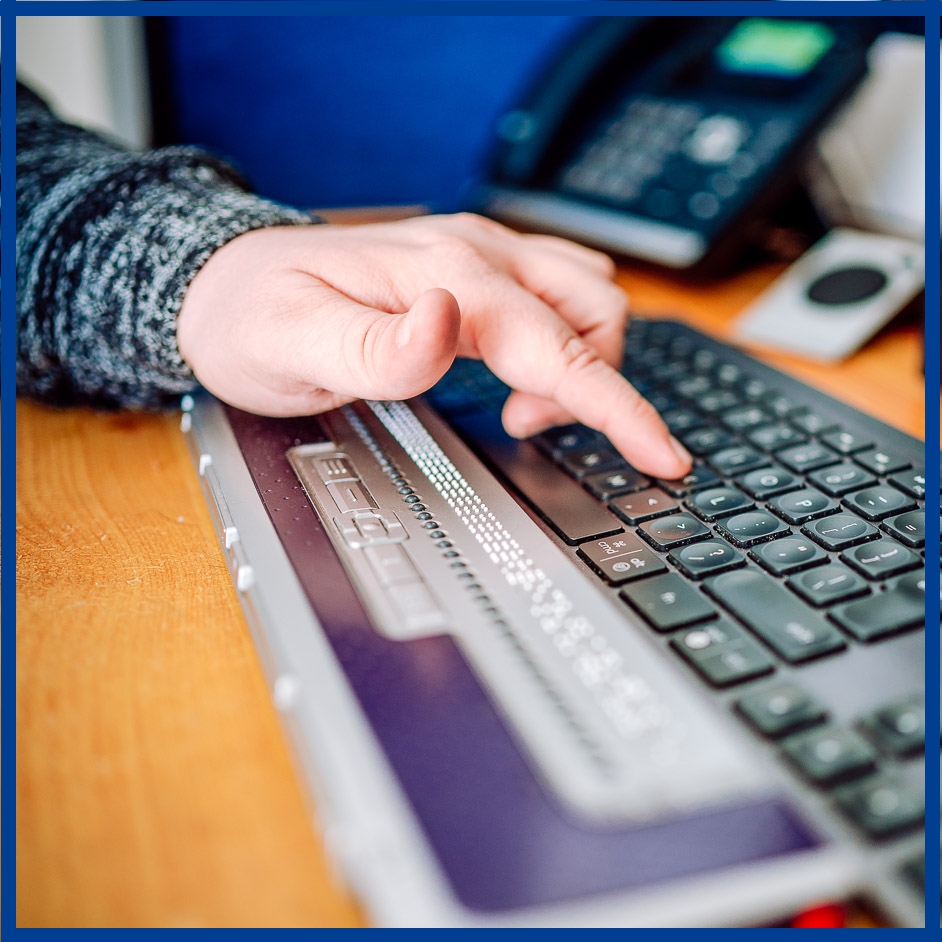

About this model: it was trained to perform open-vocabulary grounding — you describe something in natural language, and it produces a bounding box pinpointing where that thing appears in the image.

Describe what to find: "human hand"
[177,213,691,478]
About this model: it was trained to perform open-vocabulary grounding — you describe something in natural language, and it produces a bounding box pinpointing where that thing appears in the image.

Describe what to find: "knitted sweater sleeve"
[16,81,316,409]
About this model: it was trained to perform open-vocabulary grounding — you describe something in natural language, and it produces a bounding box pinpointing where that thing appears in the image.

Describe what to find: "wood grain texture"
[17,406,364,927]
[16,259,924,927]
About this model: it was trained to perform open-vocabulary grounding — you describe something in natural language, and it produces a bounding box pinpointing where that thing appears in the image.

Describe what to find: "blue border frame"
[4,1,934,14]
[922,8,940,930]
[3,2,937,931]
[3,8,17,937]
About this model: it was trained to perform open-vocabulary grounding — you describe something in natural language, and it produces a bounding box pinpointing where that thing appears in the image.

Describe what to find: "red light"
[791,903,847,928]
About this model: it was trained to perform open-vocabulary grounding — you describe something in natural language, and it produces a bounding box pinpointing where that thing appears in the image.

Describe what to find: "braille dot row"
[386,467,497,598]
[365,438,608,768]
[363,401,624,772]
[342,406,490,602]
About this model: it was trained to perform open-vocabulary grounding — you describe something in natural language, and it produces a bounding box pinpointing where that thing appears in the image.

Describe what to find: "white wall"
[16,16,151,148]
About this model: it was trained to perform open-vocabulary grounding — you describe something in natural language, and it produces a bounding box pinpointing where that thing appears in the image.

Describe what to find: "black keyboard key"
[649,363,687,387]
[781,726,877,787]
[860,694,925,758]
[620,573,717,632]
[881,510,928,548]
[577,533,666,585]
[688,486,754,521]
[821,430,873,455]
[644,390,678,414]
[691,349,719,373]
[843,486,916,521]
[769,488,838,525]
[764,393,800,417]
[736,682,827,737]
[751,537,828,576]
[699,389,741,414]
[721,404,772,432]
[535,423,601,457]
[560,445,625,479]
[610,488,678,525]
[830,570,925,641]
[661,406,705,434]
[674,375,714,399]
[583,467,650,501]
[841,538,921,580]
[790,411,839,436]
[777,442,841,474]
[639,513,711,550]
[741,377,771,400]
[716,510,789,547]
[671,620,774,687]
[808,463,877,497]
[705,569,846,663]
[787,563,868,607]
[714,363,744,387]
[681,426,739,456]
[802,514,878,551]
[655,465,721,497]
[854,448,911,476]
[834,774,924,839]
[748,423,807,453]
[669,540,745,579]
[736,466,800,500]
[888,467,926,500]
[709,445,768,476]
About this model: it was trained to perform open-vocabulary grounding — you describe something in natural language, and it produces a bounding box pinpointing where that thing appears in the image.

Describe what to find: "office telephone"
[478,17,878,277]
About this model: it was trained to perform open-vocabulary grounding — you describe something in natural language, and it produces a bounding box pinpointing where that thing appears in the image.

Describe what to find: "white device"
[807,32,927,242]
[734,227,924,362]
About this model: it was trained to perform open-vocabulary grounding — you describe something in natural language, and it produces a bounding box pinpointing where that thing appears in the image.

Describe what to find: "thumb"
[331,287,462,401]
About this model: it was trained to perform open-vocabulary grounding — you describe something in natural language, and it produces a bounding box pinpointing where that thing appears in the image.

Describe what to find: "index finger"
[468,278,691,478]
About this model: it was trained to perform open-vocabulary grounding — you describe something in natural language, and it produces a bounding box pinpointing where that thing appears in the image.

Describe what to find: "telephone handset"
[478,17,875,277]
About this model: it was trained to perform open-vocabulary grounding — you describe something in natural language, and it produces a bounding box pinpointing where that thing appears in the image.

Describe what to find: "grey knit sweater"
[16,81,315,409]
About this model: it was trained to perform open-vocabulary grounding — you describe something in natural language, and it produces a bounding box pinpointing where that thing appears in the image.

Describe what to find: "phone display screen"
[715,19,836,79]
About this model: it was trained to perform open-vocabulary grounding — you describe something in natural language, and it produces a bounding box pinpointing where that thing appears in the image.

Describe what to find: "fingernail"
[669,435,692,466]
[396,311,413,348]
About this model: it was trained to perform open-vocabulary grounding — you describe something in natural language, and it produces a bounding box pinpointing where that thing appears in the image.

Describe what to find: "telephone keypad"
[559,94,790,232]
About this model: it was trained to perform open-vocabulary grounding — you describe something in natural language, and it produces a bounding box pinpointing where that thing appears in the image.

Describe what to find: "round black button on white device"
[806,266,888,306]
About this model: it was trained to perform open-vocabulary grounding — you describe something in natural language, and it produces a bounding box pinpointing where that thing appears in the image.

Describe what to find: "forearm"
[15,81,314,409]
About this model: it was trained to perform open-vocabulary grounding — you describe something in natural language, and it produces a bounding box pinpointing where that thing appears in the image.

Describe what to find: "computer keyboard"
[424,317,928,923]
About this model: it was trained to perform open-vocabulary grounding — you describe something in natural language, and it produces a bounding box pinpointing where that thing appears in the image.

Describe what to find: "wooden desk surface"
[16,260,925,927]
